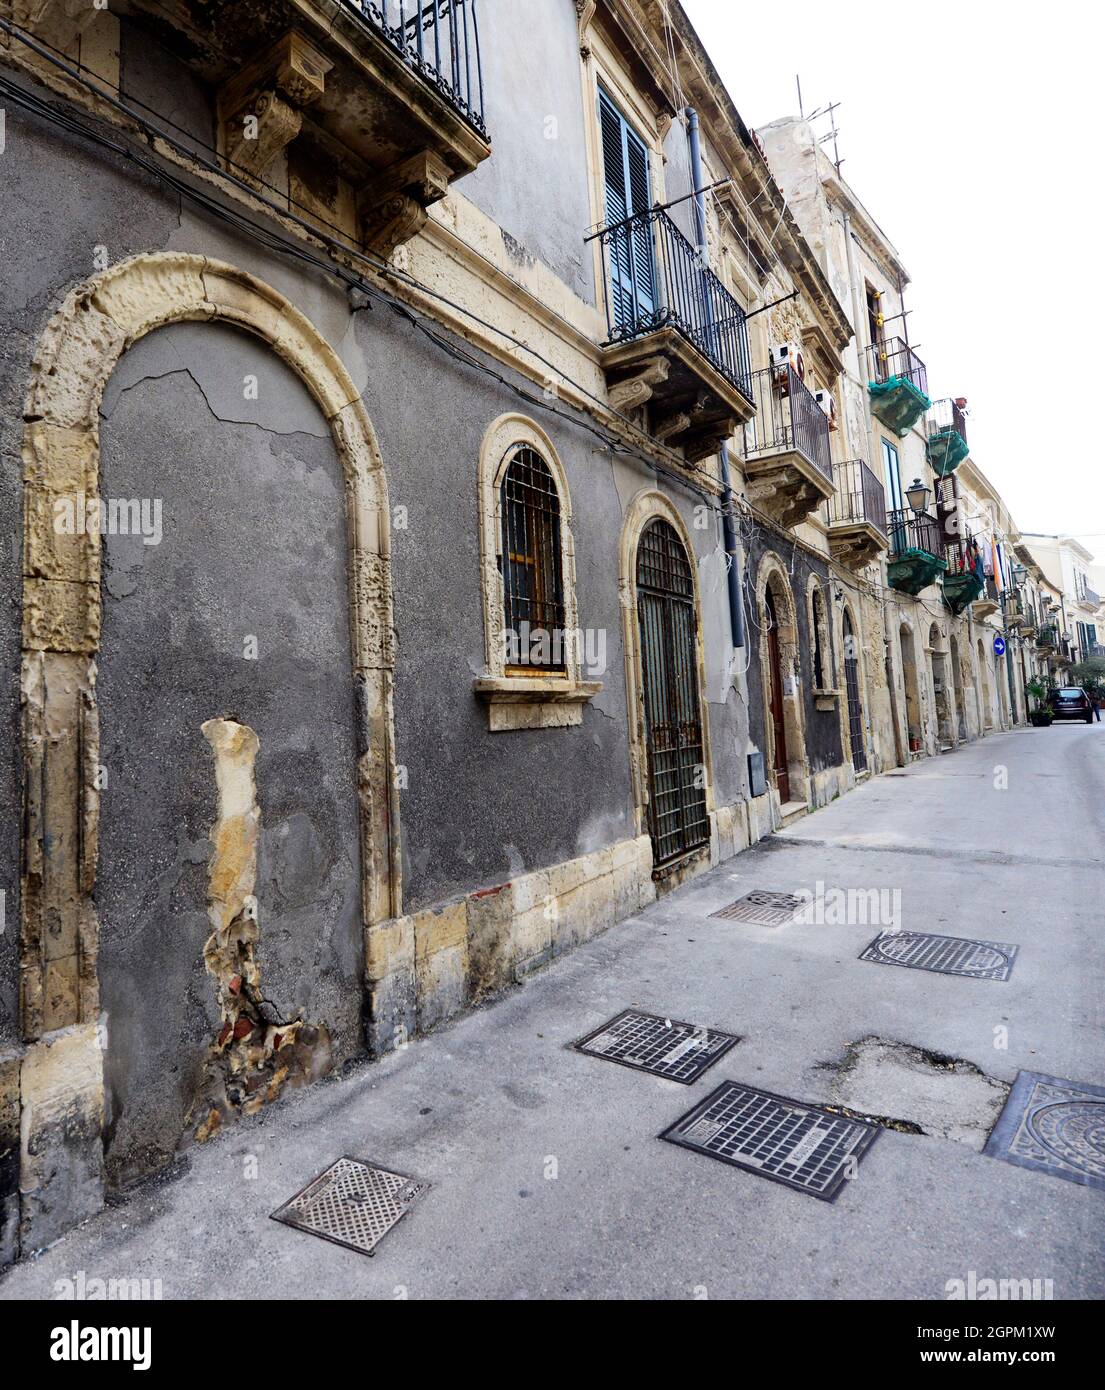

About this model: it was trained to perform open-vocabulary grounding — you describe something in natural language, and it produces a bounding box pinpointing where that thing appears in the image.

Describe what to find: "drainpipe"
[686,106,745,649]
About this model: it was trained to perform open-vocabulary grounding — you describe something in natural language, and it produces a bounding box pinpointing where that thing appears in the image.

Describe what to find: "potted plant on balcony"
[1025,677,1053,727]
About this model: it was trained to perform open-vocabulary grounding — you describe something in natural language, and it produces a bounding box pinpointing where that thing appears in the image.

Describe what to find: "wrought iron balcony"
[595,207,753,395]
[827,458,888,568]
[744,367,832,480]
[940,530,984,615]
[973,573,1001,617]
[591,206,755,462]
[741,366,834,529]
[867,337,931,437]
[926,397,969,477]
[1083,585,1102,608]
[1002,587,1028,629]
[1037,624,1059,653]
[341,0,486,136]
[73,1,494,258]
[887,508,947,596]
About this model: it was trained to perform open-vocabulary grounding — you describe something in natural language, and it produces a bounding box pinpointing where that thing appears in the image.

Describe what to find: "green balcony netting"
[942,571,984,616]
[869,376,931,437]
[926,427,970,477]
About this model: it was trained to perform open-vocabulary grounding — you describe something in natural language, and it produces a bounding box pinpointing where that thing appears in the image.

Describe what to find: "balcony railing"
[868,336,929,397]
[888,508,942,560]
[593,206,753,400]
[828,458,887,535]
[1084,586,1102,607]
[1002,587,1026,624]
[929,397,968,447]
[341,0,486,136]
[743,366,833,482]
[1037,624,1059,650]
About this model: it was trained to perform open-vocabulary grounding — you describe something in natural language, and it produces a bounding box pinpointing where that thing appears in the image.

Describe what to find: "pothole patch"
[822,1037,1011,1152]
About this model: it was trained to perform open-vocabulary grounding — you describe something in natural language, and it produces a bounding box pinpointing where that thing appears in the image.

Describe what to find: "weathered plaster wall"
[95,323,363,1188]
[458,0,596,301]
[358,305,636,911]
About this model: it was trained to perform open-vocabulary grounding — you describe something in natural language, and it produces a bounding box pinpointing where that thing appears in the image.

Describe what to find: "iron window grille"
[842,610,867,773]
[499,447,566,673]
[339,0,486,137]
[743,366,833,484]
[827,458,887,536]
[811,587,827,690]
[591,206,754,401]
[867,336,929,397]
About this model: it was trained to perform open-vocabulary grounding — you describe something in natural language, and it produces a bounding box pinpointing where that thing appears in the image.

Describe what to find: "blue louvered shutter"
[599,90,655,332]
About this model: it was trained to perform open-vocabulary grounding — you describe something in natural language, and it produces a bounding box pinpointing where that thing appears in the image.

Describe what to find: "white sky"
[683,0,1104,564]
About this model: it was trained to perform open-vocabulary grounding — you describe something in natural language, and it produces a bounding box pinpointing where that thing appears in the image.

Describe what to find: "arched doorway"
[757,558,809,807]
[929,623,953,749]
[635,517,710,866]
[842,607,867,772]
[899,623,923,754]
[949,635,967,741]
[978,637,994,730]
[766,589,791,800]
[17,254,400,1216]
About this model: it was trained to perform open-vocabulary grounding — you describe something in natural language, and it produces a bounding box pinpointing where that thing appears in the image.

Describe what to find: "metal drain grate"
[572,1009,740,1084]
[271,1157,428,1257]
[984,1071,1105,1192]
[860,931,1017,981]
[661,1081,879,1201]
[711,890,805,928]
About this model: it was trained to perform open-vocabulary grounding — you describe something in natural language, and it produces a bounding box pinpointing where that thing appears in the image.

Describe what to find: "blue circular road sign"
[994,635,1007,657]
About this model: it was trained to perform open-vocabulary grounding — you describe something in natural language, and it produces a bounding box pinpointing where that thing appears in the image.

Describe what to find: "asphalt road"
[3,724,1103,1300]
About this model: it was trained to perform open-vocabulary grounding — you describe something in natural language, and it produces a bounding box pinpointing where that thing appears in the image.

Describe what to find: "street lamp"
[906,478,931,514]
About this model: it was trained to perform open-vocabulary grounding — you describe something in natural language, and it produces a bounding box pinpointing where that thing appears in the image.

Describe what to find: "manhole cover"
[572,1009,740,1084]
[711,890,805,927]
[859,931,1017,981]
[271,1157,428,1257]
[984,1071,1105,1191]
[661,1081,879,1201]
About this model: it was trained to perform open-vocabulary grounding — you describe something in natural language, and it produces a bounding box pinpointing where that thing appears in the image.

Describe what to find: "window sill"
[474,676,604,733]
[813,688,842,711]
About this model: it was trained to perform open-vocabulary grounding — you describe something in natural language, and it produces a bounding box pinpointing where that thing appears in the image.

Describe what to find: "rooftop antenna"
[796,73,804,119]
[813,100,845,175]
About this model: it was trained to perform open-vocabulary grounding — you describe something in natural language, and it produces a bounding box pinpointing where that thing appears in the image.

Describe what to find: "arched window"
[476,416,600,732]
[809,581,831,691]
[500,446,566,671]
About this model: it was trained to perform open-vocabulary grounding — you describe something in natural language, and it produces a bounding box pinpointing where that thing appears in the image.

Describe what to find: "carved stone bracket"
[608,354,669,413]
[219,30,333,189]
[359,150,452,261]
[575,0,598,55]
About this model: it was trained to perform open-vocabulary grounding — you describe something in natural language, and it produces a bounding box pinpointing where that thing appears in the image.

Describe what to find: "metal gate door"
[636,520,709,866]
[843,612,867,773]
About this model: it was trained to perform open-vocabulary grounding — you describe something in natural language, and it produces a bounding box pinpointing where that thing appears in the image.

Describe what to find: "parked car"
[1047,687,1095,723]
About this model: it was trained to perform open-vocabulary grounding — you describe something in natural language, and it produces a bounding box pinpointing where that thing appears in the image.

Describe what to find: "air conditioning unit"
[770,342,805,389]
[814,389,838,430]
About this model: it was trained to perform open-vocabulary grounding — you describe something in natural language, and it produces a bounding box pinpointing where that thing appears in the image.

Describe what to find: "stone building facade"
[757,116,1048,762]
[0,0,1057,1266]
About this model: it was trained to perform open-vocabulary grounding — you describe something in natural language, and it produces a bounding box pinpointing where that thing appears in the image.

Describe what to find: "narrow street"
[3,724,1103,1301]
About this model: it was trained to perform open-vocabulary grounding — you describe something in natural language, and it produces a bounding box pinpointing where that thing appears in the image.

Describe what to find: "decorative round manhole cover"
[1026,1101,1105,1178]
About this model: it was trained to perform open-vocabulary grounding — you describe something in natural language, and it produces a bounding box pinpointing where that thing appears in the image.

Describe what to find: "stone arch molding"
[474,412,602,732]
[618,489,716,843]
[19,251,401,1048]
